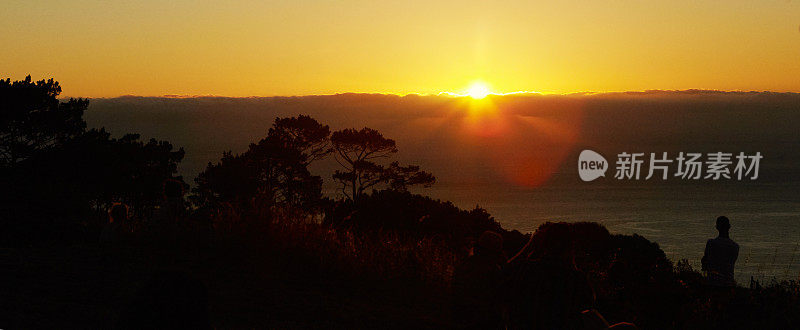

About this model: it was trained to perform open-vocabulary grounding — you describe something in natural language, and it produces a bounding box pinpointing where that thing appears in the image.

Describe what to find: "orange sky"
[3,1,800,97]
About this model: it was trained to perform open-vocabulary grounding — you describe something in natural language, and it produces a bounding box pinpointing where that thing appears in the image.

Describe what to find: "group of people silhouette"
[453,216,739,329]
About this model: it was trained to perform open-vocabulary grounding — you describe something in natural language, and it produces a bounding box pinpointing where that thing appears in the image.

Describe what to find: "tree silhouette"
[246,137,321,207]
[331,127,434,201]
[194,115,329,212]
[1,76,185,242]
[193,151,258,207]
[269,115,332,164]
[8,128,185,217]
[331,128,397,201]
[0,76,87,166]
[385,161,436,192]
[264,115,331,206]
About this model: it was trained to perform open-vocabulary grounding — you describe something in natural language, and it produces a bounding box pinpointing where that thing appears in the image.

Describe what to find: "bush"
[323,190,528,258]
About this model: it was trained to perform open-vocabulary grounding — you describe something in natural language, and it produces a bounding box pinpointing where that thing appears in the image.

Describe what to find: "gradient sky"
[3,1,800,97]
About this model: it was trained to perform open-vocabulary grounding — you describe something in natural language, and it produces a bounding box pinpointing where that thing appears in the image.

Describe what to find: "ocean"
[85,92,800,284]
[423,176,800,285]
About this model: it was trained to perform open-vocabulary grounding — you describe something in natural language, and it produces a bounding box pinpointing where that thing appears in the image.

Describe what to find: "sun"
[466,81,492,99]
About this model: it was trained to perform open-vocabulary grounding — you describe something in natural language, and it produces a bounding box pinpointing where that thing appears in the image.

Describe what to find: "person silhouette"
[151,179,186,241]
[159,178,187,224]
[453,230,506,329]
[100,203,130,244]
[504,223,636,330]
[504,224,594,329]
[701,216,739,287]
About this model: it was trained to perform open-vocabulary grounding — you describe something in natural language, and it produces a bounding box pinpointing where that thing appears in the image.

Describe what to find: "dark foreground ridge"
[3,76,800,329]
[2,215,800,329]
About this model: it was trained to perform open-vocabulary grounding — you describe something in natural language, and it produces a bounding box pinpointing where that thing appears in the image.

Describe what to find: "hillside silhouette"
[3,77,800,328]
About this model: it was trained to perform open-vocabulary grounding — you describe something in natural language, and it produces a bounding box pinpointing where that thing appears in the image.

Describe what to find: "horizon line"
[62,88,800,100]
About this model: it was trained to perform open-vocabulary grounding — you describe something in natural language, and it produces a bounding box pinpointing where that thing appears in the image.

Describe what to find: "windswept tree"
[0,76,87,167]
[331,128,397,201]
[331,127,434,201]
[385,162,436,192]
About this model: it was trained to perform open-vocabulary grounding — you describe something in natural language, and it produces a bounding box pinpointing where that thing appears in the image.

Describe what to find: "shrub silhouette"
[323,190,527,256]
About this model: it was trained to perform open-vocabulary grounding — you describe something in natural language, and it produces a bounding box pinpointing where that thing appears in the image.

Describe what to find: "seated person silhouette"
[504,224,594,329]
[701,216,739,287]
[100,203,130,244]
[453,230,506,329]
[505,223,637,329]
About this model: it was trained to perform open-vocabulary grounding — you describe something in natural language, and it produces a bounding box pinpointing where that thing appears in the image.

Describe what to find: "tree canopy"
[0,76,87,166]
[194,115,330,211]
[331,127,434,201]
[1,76,185,242]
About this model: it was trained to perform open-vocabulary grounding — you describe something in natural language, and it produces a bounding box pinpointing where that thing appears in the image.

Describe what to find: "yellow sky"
[3,1,799,97]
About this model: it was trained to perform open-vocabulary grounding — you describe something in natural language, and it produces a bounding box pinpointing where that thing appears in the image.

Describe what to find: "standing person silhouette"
[701,216,739,287]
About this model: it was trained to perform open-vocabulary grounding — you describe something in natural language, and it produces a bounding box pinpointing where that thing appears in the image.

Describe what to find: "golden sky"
[3,1,799,97]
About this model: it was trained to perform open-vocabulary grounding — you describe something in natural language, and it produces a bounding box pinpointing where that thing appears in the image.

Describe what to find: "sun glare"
[466,82,492,99]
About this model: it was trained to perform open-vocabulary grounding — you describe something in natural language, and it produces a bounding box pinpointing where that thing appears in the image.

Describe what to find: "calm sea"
[422,169,800,285]
[85,94,800,285]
